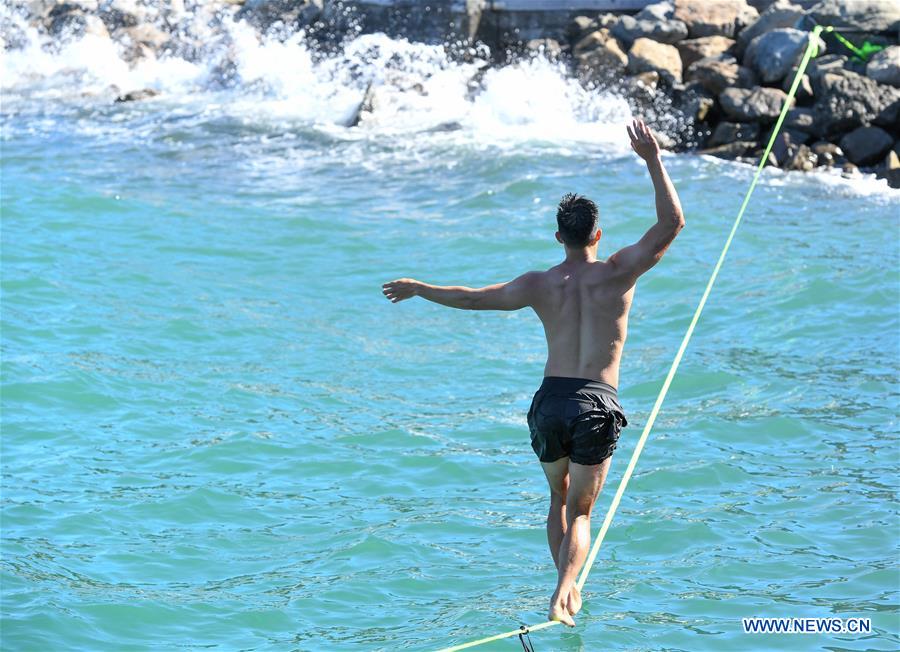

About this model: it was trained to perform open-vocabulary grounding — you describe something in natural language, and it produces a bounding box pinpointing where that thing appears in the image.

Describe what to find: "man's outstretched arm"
[382,271,538,311]
[607,118,685,282]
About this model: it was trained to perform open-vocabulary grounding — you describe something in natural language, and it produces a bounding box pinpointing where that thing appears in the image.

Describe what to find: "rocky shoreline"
[548,0,900,187]
[4,0,900,187]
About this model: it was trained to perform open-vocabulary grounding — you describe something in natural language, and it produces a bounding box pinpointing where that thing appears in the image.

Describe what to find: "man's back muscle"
[530,262,634,389]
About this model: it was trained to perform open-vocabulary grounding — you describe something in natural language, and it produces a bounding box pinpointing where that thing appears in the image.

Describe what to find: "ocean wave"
[1,3,632,151]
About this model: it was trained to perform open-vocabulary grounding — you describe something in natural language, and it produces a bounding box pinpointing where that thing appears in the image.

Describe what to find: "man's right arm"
[608,119,685,282]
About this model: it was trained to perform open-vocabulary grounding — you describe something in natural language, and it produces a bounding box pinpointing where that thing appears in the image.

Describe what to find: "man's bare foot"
[566,584,582,615]
[549,599,575,627]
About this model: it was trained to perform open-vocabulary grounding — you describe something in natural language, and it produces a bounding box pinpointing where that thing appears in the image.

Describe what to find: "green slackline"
[829,27,884,62]
[432,25,828,652]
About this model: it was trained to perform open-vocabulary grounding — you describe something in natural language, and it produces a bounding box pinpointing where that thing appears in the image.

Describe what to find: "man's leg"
[539,457,570,569]
[548,456,613,626]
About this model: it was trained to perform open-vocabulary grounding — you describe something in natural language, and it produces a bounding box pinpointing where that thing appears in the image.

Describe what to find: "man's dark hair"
[556,193,599,247]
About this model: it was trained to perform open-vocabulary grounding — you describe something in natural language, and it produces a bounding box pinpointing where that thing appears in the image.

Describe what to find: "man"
[381,118,685,626]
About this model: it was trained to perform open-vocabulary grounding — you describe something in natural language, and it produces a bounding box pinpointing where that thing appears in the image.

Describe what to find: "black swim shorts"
[527,376,628,465]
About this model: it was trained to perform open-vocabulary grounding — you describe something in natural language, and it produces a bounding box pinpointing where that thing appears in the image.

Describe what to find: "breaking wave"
[0,3,633,151]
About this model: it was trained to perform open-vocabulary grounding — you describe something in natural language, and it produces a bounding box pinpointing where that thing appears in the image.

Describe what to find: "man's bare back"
[529,259,634,389]
[381,118,684,627]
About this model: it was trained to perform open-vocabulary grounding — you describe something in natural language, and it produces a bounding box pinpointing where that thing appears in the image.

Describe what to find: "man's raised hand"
[627,118,660,162]
[382,278,420,303]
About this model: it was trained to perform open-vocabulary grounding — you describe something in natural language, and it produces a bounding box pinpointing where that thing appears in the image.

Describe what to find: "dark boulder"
[236,0,323,33]
[813,69,900,136]
[676,36,734,69]
[708,121,760,146]
[612,1,688,46]
[736,0,804,57]
[807,0,900,33]
[576,30,629,83]
[627,37,683,83]
[526,38,562,59]
[811,141,846,167]
[866,46,900,88]
[784,144,817,171]
[784,108,819,135]
[719,86,792,122]
[673,0,759,38]
[686,55,756,94]
[839,126,894,166]
[699,140,758,160]
[673,82,718,122]
[745,28,822,84]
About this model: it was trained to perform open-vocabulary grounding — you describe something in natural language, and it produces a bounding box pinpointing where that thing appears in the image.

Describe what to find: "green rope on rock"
[829,27,885,62]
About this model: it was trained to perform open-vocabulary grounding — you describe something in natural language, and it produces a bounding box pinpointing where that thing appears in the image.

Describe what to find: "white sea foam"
[1,4,896,197]
[0,4,632,152]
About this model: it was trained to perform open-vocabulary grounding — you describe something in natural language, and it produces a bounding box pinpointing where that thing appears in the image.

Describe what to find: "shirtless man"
[381,119,684,627]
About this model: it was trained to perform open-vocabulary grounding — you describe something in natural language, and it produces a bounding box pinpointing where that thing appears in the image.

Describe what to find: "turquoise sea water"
[2,14,900,652]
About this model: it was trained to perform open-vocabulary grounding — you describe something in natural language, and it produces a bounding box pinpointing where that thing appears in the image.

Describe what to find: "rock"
[747,0,779,9]
[631,70,661,90]
[627,37,683,83]
[708,121,760,146]
[813,69,900,136]
[807,0,900,34]
[120,40,156,64]
[567,15,596,43]
[123,24,168,50]
[612,1,688,46]
[772,126,812,146]
[573,29,614,56]
[769,131,791,164]
[566,12,619,44]
[768,134,818,170]
[736,0,804,56]
[98,0,143,31]
[780,68,814,103]
[699,140,757,160]
[347,81,374,127]
[839,126,894,166]
[44,0,98,14]
[114,88,158,102]
[676,36,734,69]
[526,38,561,59]
[785,144,817,171]
[99,9,138,31]
[673,82,717,122]
[235,0,323,32]
[695,95,716,121]
[576,31,629,82]
[686,55,756,94]
[784,107,819,134]
[806,54,850,81]
[45,4,87,36]
[876,148,900,187]
[867,46,900,88]
[673,0,758,38]
[719,86,793,121]
[841,161,859,178]
[1,11,28,50]
[745,28,822,84]
[786,128,812,144]
[878,168,900,189]
[811,141,846,167]
[595,13,620,30]
[876,96,900,130]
